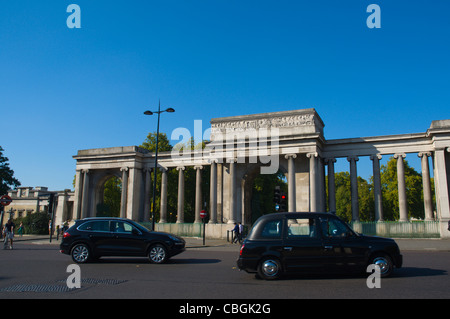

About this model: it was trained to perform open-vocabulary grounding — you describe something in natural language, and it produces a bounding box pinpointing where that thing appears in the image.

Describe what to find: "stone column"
[307,152,318,212]
[176,167,185,223]
[120,167,128,219]
[228,159,237,224]
[347,156,360,221]
[434,148,450,238]
[209,160,218,224]
[73,169,83,220]
[394,153,408,222]
[159,168,168,223]
[285,154,297,212]
[370,154,384,221]
[419,152,434,220]
[325,158,336,213]
[81,169,90,219]
[143,168,151,222]
[194,166,203,223]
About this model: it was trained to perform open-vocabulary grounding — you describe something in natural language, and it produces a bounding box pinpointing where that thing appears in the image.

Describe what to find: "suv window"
[111,221,140,234]
[287,218,318,238]
[260,220,283,239]
[78,220,110,232]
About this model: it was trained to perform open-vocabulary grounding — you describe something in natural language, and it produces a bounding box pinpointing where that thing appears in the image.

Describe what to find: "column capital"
[82,169,90,174]
[227,158,237,164]
[394,153,406,159]
[159,166,168,173]
[370,154,382,161]
[208,158,219,164]
[324,157,337,164]
[418,152,432,158]
[176,166,185,171]
[120,167,128,172]
[347,156,359,162]
[306,152,318,158]
[285,153,297,160]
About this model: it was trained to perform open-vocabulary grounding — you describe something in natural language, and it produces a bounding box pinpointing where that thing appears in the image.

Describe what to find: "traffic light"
[273,186,281,210]
[280,193,287,212]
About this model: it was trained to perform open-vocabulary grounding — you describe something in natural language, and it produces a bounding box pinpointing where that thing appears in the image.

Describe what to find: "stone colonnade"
[72,110,450,238]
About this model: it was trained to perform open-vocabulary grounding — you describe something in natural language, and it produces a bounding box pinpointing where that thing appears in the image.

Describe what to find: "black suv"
[60,217,185,264]
[237,212,402,280]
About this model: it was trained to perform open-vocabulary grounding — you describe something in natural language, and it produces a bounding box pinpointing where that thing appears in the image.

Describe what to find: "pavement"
[6,234,450,252]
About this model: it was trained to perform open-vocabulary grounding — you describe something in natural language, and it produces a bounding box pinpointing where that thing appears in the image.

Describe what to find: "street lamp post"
[144,100,175,231]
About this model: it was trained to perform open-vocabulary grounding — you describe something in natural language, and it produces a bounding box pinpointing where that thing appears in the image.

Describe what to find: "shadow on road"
[90,257,222,264]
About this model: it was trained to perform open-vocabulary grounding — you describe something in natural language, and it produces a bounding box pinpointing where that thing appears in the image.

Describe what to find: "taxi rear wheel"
[257,257,282,280]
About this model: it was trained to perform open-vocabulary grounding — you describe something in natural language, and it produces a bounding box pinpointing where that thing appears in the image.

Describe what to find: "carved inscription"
[211,114,315,133]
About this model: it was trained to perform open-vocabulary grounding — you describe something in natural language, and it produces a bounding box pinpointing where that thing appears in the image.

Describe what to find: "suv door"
[282,217,324,273]
[110,220,146,255]
[77,220,113,255]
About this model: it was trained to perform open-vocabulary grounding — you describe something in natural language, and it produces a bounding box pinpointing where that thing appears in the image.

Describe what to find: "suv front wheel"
[148,244,168,264]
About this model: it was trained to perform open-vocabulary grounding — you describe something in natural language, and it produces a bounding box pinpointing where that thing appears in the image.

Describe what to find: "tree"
[0,146,21,195]
[380,156,425,220]
[140,132,172,153]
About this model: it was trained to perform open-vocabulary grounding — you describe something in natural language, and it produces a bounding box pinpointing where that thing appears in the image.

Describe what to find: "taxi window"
[287,218,318,238]
[260,220,282,239]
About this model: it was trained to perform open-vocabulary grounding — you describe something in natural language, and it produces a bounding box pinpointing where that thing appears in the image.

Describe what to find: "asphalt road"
[1,240,449,301]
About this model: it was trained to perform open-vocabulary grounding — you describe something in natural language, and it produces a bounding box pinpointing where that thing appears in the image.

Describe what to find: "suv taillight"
[63,232,71,239]
[239,244,245,256]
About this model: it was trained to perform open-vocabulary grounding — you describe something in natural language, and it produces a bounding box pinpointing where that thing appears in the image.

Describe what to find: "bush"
[14,212,50,235]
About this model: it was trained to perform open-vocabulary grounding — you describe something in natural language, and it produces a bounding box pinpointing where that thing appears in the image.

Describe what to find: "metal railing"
[349,221,440,238]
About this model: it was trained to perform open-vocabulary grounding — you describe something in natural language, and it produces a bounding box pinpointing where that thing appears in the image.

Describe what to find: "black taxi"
[237,212,402,280]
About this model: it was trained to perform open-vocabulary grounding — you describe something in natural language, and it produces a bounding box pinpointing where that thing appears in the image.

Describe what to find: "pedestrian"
[17,222,24,237]
[232,223,240,244]
[3,218,15,250]
[238,222,244,243]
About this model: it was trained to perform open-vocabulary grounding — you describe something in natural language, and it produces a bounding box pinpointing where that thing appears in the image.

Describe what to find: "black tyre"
[148,244,168,264]
[71,243,91,264]
[257,257,282,280]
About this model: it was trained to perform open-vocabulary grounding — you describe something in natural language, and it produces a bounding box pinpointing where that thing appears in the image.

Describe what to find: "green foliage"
[0,146,21,195]
[380,156,425,220]
[332,156,430,222]
[14,212,50,235]
[252,170,287,222]
[140,132,172,153]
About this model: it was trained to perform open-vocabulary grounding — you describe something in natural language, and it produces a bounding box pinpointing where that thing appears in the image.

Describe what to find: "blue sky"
[1,0,449,191]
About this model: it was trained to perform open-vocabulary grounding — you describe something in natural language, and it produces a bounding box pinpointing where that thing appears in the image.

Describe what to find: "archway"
[242,163,288,225]
[93,171,122,217]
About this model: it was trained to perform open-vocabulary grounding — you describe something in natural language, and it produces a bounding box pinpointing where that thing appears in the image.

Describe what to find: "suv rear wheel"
[71,243,91,264]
